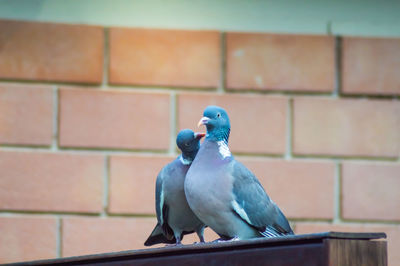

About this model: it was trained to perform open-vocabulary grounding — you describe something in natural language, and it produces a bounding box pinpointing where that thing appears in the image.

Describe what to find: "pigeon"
[144,129,206,246]
[184,106,294,240]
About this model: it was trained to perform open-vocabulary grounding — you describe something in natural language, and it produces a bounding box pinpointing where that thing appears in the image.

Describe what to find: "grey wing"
[231,160,293,236]
[155,170,164,224]
[155,167,174,239]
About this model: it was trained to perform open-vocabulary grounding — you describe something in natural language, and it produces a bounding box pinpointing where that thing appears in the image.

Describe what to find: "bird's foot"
[164,242,183,247]
[193,235,205,244]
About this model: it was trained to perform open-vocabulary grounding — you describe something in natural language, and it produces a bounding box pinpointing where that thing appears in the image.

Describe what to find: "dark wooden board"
[6,232,387,266]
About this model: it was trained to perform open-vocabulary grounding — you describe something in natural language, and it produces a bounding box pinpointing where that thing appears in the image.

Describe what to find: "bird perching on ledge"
[145,129,206,246]
[184,106,294,241]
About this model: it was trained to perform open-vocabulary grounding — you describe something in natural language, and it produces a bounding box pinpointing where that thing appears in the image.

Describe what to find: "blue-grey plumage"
[184,106,294,240]
[144,129,206,246]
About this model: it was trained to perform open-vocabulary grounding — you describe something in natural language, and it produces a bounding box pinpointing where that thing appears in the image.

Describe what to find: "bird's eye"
[217,113,221,118]
[185,142,190,146]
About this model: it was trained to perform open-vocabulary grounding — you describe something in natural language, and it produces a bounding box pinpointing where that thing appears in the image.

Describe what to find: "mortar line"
[397,97,400,162]
[285,97,293,160]
[333,36,342,98]
[51,86,59,151]
[1,145,398,162]
[0,212,398,225]
[333,160,342,224]
[1,80,396,99]
[102,155,110,217]
[292,219,400,226]
[101,27,110,89]
[0,211,156,218]
[0,211,100,217]
[290,218,334,223]
[169,92,177,156]
[0,145,170,156]
[218,32,226,94]
[56,216,62,258]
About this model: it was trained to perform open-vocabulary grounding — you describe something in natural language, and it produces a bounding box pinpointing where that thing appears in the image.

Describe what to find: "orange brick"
[226,33,334,91]
[342,37,400,95]
[63,217,219,256]
[342,162,400,221]
[0,216,57,263]
[293,97,400,157]
[59,88,170,150]
[295,223,400,266]
[109,28,220,88]
[238,158,335,219]
[109,155,173,214]
[0,151,103,213]
[178,93,287,154]
[0,84,53,145]
[0,20,103,83]
[63,217,157,256]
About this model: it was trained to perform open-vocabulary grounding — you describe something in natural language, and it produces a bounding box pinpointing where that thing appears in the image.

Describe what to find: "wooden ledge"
[9,232,387,266]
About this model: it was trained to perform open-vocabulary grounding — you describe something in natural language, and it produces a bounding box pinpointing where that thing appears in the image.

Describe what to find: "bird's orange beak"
[197,117,210,127]
[194,132,206,139]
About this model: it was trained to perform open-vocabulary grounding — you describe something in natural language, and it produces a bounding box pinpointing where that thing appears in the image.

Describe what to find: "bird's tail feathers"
[274,208,294,235]
[260,224,294,238]
[144,223,176,246]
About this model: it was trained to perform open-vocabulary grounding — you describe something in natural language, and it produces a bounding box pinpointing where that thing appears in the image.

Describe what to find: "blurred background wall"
[0,0,399,264]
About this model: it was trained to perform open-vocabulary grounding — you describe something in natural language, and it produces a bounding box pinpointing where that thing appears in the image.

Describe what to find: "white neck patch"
[179,155,192,165]
[217,141,231,159]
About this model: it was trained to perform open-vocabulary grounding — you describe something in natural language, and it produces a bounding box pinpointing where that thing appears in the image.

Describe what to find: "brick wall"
[0,19,399,264]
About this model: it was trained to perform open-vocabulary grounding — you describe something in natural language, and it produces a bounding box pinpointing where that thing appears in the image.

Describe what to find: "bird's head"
[176,129,205,160]
[198,105,230,143]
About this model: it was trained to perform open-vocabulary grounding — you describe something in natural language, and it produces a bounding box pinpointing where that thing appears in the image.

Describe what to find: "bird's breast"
[184,159,234,217]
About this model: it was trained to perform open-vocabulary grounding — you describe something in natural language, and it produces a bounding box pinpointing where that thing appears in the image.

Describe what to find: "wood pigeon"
[184,106,294,240]
[144,129,206,246]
